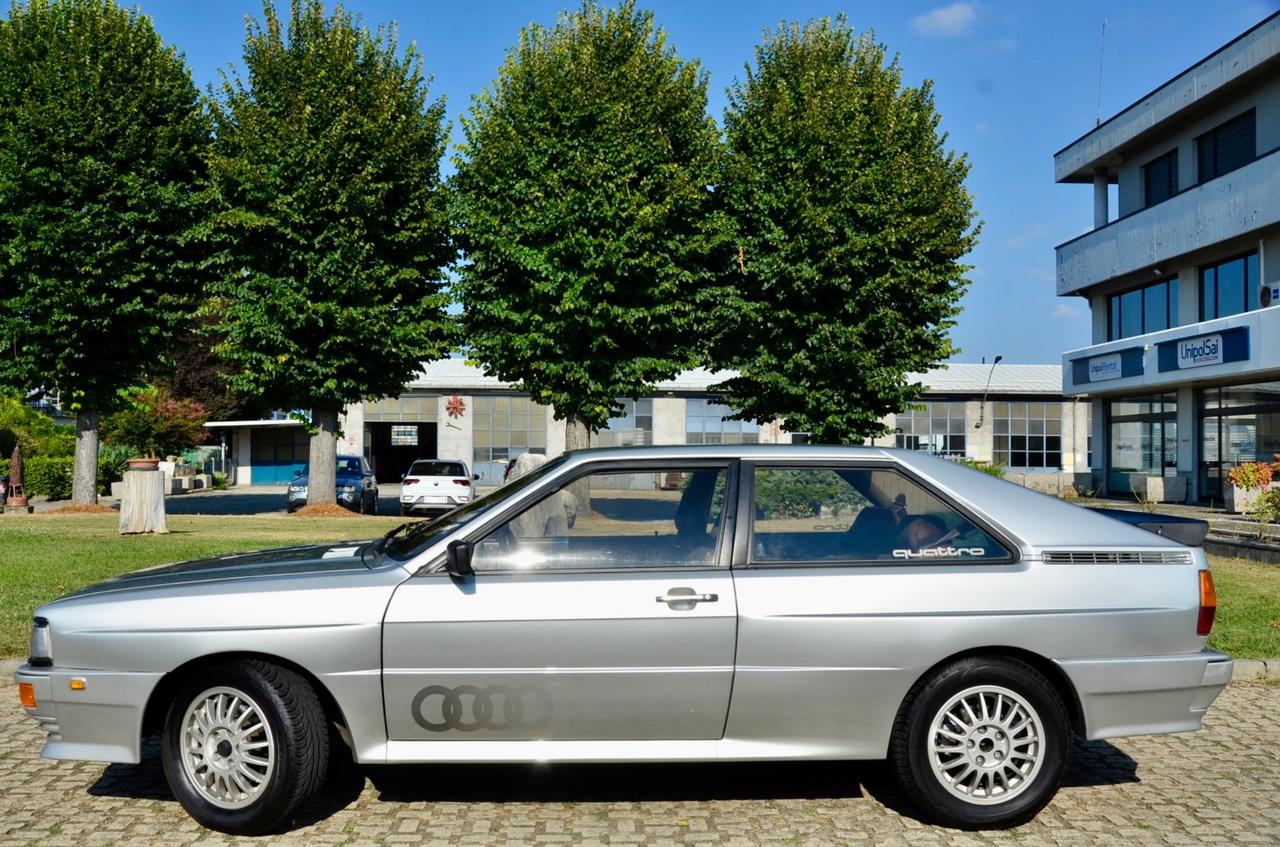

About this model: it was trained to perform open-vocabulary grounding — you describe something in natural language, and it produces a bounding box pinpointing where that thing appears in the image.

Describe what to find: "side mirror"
[294,469,303,477]
[473,473,480,480]
[445,539,474,578]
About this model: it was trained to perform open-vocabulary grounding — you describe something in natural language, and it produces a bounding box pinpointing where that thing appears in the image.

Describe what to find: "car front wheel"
[161,660,329,835]
[890,656,1069,829]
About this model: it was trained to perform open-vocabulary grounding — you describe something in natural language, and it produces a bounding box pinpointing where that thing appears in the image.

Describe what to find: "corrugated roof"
[410,359,1065,397]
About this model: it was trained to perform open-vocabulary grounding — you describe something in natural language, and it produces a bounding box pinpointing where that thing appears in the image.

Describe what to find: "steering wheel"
[487,523,517,551]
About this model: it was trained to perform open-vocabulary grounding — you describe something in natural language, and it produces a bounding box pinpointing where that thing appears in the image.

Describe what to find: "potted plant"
[1224,459,1275,514]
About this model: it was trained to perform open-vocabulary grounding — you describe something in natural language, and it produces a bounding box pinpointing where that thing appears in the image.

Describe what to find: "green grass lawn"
[0,513,401,657]
[1205,555,1280,660]
[1,515,1277,660]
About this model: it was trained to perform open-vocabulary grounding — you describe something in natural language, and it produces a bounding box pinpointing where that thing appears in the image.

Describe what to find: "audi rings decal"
[410,684,553,732]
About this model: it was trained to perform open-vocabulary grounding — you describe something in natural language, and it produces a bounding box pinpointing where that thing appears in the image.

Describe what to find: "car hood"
[55,541,376,601]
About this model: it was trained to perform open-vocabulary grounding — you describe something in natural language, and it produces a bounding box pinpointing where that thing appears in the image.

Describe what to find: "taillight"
[1197,570,1217,636]
[403,478,419,485]
[453,479,471,487]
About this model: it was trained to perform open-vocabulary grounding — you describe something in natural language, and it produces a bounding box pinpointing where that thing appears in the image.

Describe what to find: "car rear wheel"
[890,656,1069,829]
[161,660,328,835]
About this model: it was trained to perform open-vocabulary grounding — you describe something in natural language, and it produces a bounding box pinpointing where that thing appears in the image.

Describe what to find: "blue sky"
[138,0,1279,365]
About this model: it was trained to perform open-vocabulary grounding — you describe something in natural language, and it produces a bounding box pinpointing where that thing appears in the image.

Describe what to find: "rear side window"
[410,461,466,477]
[750,466,1008,564]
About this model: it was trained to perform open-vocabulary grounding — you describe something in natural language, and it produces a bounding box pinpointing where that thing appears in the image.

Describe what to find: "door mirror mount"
[445,539,474,578]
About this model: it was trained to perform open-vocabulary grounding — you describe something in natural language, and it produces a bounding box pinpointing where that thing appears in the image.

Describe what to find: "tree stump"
[119,469,168,534]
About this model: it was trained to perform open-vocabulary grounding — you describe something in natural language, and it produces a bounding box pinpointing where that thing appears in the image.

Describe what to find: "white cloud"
[911,2,977,37]
[1052,303,1084,319]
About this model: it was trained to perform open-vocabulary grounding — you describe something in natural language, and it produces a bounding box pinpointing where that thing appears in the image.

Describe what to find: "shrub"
[954,458,1006,478]
[212,471,228,490]
[0,395,74,458]
[1227,461,1274,491]
[102,387,207,458]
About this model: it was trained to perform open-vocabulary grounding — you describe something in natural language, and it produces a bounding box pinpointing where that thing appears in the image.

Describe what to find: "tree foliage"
[0,0,208,498]
[452,0,730,435]
[713,17,978,444]
[204,0,453,501]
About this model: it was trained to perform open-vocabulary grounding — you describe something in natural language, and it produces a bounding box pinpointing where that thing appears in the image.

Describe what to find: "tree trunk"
[118,469,167,534]
[564,411,591,517]
[72,410,99,504]
[308,406,340,506]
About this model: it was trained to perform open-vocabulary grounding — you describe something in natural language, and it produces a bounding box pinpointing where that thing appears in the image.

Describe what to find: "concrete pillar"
[545,408,566,458]
[965,401,993,462]
[338,402,364,458]
[1176,386,1197,501]
[1091,400,1107,495]
[651,397,685,445]
[436,395,473,464]
[1090,293,1109,343]
[870,413,898,449]
[234,428,253,486]
[1176,267,1198,326]
[1093,168,1109,229]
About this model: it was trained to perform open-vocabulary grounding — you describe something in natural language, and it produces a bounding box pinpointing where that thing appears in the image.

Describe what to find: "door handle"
[656,587,718,608]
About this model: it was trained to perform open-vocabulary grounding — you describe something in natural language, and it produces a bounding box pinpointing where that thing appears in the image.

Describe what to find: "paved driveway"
[1,679,1277,846]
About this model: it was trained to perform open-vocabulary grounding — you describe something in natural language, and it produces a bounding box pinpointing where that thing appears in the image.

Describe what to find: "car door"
[383,460,739,742]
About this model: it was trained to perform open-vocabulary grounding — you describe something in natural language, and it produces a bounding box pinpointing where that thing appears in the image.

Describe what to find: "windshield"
[383,455,567,561]
[337,457,363,475]
[408,461,465,477]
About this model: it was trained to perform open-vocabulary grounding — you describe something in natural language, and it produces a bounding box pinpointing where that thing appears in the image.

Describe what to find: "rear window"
[409,461,466,477]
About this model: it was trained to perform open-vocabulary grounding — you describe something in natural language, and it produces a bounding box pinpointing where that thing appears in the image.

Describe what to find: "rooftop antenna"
[1095,19,1107,127]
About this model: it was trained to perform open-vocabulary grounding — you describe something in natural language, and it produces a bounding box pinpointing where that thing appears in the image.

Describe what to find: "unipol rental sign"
[1156,327,1249,373]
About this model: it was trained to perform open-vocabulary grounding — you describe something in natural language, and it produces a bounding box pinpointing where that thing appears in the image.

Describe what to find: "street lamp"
[974,355,1003,429]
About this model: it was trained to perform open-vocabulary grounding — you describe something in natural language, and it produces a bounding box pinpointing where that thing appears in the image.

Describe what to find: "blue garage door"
[251,427,309,484]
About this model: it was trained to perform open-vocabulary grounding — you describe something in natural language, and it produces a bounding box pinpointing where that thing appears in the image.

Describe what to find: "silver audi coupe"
[14,445,1231,834]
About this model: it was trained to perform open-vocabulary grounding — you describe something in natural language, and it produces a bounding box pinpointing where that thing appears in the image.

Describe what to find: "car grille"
[1042,550,1193,564]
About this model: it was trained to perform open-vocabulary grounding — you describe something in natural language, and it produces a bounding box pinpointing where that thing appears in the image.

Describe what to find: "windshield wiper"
[377,522,412,556]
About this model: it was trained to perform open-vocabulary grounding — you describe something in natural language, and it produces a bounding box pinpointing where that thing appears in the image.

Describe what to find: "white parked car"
[399,459,479,517]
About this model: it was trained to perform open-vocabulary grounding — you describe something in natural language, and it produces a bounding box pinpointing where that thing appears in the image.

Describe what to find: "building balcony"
[1055,146,1280,296]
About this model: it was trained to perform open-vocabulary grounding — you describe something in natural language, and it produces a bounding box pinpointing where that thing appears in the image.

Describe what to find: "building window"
[472,395,548,466]
[594,399,653,448]
[1142,148,1178,206]
[1197,109,1255,183]
[686,398,759,444]
[1108,278,1177,340]
[1199,383,1280,502]
[1107,394,1177,496]
[389,425,418,447]
[993,402,1062,469]
[894,400,966,456]
[1200,252,1259,321]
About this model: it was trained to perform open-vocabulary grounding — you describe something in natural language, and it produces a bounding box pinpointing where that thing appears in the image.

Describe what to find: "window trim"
[1107,277,1177,342]
[732,460,1018,570]
[1198,249,1259,322]
[424,458,740,576]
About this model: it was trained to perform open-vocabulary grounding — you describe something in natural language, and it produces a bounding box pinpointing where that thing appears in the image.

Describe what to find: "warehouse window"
[894,401,966,456]
[993,403,1062,469]
[473,395,548,466]
[1197,110,1255,183]
[686,398,759,444]
[594,399,653,447]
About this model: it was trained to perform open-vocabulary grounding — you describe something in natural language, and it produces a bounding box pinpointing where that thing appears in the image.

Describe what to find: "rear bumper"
[1058,650,1233,740]
[13,664,162,764]
[399,494,468,512]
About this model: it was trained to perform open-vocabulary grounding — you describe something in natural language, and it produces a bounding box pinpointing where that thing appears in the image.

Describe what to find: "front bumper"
[14,664,163,764]
[1058,649,1233,740]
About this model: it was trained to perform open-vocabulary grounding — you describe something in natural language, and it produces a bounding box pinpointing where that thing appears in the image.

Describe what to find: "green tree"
[713,18,978,444]
[452,0,730,451]
[204,0,453,505]
[0,0,208,502]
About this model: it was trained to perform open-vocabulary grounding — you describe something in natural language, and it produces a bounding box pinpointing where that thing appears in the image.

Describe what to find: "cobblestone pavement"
[2,682,1277,847]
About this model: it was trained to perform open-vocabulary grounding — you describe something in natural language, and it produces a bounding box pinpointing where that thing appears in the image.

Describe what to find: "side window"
[472,467,728,572]
[751,466,1006,564]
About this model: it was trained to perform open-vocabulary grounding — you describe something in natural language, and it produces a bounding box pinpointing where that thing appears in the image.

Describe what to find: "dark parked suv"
[285,455,378,513]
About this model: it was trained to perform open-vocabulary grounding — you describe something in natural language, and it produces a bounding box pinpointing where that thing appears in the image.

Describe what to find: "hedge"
[0,456,123,500]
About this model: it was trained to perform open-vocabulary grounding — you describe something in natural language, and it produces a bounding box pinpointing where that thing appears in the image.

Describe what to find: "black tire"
[161,660,329,835]
[890,656,1069,829]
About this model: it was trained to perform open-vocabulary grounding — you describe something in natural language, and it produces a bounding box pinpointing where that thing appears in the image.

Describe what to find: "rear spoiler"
[1086,507,1208,547]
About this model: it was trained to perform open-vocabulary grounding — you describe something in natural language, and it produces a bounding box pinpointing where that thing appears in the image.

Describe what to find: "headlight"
[29,617,51,667]
[339,484,356,493]
[289,485,307,495]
